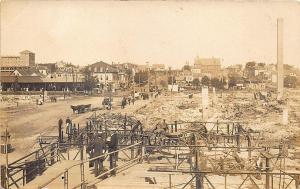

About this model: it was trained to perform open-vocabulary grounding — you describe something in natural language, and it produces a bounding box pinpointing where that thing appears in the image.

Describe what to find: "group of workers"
[57,117,118,177]
[121,95,134,109]
[58,117,74,142]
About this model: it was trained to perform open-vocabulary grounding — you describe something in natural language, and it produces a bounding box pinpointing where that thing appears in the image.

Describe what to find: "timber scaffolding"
[1,112,300,189]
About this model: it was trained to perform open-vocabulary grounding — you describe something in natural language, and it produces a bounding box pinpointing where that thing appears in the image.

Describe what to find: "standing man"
[58,118,63,142]
[107,133,118,175]
[93,135,105,176]
[128,96,131,105]
[65,117,72,141]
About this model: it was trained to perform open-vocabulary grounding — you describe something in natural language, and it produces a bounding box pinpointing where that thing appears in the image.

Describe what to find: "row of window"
[100,76,109,80]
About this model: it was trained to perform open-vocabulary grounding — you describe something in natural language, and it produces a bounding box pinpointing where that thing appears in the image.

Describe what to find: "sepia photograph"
[0,0,300,188]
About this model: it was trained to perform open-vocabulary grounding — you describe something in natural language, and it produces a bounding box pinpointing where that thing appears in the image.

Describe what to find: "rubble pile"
[217,91,300,141]
[220,102,282,121]
[219,91,284,121]
[134,97,203,128]
[176,101,199,110]
[89,112,141,129]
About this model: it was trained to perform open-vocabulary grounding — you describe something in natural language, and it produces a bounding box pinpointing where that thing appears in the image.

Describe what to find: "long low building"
[0,75,84,91]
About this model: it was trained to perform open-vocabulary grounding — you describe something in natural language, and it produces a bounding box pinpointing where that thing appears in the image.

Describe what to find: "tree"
[245,61,256,68]
[168,76,176,85]
[13,75,19,91]
[211,78,222,89]
[245,61,256,79]
[220,77,227,89]
[160,80,168,88]
[284,76,297,88]
[228,76,237,88]
[192,78,200,87]
[134,71,148,85]
[257,63,266,67]
[83,67,98,93]
[201,76,210,86]
[182,65,191,71]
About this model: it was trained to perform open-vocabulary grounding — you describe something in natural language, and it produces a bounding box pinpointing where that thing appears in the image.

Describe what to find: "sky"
[1,1,300,69]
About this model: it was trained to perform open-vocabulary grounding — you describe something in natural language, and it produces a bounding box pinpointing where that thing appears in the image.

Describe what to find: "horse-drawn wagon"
[70,104,91,114]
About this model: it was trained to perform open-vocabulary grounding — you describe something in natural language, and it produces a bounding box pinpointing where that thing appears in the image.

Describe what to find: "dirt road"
[0,95,153,162]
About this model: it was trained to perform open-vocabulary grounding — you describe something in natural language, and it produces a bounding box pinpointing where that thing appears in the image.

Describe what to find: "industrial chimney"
[277,18,284,100]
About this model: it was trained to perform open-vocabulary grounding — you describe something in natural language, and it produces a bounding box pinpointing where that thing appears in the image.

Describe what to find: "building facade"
[152,64,165,72]
[194,57,221,79]
[0,50,35,70]
[89,61,119,90]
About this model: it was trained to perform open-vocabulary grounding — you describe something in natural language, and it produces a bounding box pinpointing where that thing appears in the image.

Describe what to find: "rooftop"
[0,75,43,83]
[20,50,34,54]
[90,61,118,73]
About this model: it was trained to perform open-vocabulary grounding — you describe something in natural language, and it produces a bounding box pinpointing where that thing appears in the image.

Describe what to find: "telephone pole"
[5,124,9,189]
[132,68,135,105]
[147,62,150,97]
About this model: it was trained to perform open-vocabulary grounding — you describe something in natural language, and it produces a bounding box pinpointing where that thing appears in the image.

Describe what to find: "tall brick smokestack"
[277,18,284,100]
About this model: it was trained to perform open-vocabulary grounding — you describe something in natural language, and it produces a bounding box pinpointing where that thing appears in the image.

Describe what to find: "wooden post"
[61,130,64,143]
[175,147,178,170]
[5,127,9,189]
[272,175,274,189]
[22,166,26,186]
[64,170,69,189]
[86,122,89,145]
[131,136,134,159]
[237,133,240,152]
[227,124,230,143]
[195,145,202,189]
[216,120,219,143]
[231,123,234,143]
[73,123,76,139]
[58,124,62,143]
[80,163,85,189]
[36,151,41,175]
[50,143,55,165]
[57,142,60,162]
[80,141,84,161]
[224,174,227,189]
[266,157,270,189]
[295,175,300,189]
[169,174,172,189]
[77,124,80,137]
[247,135,251,160]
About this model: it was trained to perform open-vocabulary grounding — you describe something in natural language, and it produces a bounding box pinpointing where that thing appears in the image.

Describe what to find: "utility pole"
[147,62,150,98]
[105,68,108,93]
[170,67,174,99]
[64,73,67,99]
[5,124,9,189]
[155,71,157,92]
[109,83,112,111]
[132,68,135,105]
[139,73,141,88]
[72,66,75,92]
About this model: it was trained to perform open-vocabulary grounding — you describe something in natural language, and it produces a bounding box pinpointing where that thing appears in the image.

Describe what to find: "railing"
[37,142,143,189]
[0,143,60,188]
